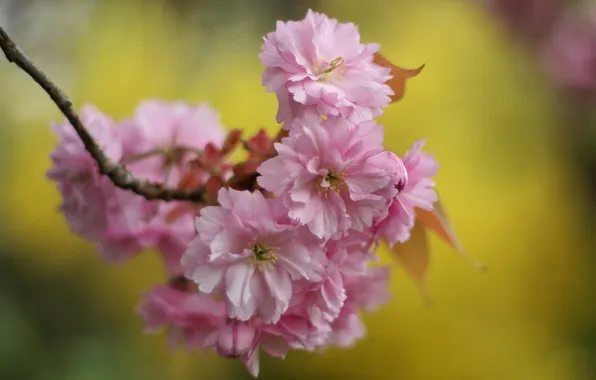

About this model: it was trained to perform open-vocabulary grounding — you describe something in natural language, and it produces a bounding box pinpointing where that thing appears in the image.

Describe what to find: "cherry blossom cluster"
[47,10,438,377]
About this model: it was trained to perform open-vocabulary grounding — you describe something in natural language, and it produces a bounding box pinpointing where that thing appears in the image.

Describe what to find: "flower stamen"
[316,170,346,198]
[314,56,345,81]
[251,243,278,270]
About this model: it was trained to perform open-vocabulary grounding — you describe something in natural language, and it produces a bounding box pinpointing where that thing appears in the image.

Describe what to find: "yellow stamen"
[321,57,344,75]
[314,56,345,81]
[316,170,346,198]
[250,243,278,271]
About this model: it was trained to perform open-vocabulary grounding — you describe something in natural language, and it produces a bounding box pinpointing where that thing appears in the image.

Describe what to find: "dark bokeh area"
[1,0,596,379]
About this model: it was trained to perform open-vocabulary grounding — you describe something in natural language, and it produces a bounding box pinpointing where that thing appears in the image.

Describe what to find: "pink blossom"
[137,285,226,350]
[109,100,228,267]
[232,310,332,376]
[138,285,262,372]
[541,6,596,95]
[257,116,405,239]
[265,310,331,352]
[292,261,346,325]
[48,105,122,242]
[291,235,368,326]
[143,202,198,273]
[138,284,332,377]
[56,181,107,241]
[233,311,332,377]
[484,0,562,40]
[346,266,392,312]
[232,311,332,376]
[216,319,257,358]
[375,139,438,246]
[121,100,227,185]
[327,302,365,348]
[328,266,391,348]
[45,11,447,377]
[259,9,393,125]
[48,101,221,268]
[182,188,325,323]
[47,104,122,183]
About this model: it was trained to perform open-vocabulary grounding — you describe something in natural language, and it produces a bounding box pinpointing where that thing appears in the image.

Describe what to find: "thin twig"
[0,26,205,202]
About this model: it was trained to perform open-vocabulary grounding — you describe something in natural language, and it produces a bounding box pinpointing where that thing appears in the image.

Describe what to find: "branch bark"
[0,26,206,202]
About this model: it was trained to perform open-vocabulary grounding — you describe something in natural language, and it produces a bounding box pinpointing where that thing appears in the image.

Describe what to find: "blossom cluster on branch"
[37,9,473,377]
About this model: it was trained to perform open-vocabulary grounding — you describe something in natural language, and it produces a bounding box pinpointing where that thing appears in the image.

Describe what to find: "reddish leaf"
[221,129,243,155]
[391,221,432,302]
[177,164,206,190]
[205,176,224,204]
[373,53,424,103]
[274,128,289,143]
[227,172,260,191]
[415,199,486,271]
[233,160,261,176]
[168,275,193,292]
[243,129,273,158]
[200,143,221,168]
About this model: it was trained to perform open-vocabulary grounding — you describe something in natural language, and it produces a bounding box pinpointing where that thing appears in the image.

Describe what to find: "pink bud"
[216,319,256,358]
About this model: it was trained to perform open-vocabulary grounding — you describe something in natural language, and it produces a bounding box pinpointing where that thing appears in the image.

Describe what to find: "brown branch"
[0,26,206,202]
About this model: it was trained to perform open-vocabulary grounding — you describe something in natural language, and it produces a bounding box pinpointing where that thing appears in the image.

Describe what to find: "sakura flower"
[44,11,451,377]
[291,258,346,325]
[232,308,334,376]
[137,285,226,350]
[139,282,334,377]
[48,105,122,242]
[327,302,365,348]
[148,202,198,273]
[96,187,153,263]
[91,184,197,269]
[233,310,332,376]
[216,319,257,358]
[112,101,229,267]
[257,116,405,239]
[291,234,367,326]
[56,181,107,241]
[219,310,332,376]
[484,0,561,40]
[541,5,596,95]
[182,188,325,323]
[48,101,226,267]
[346,266,392,312]
[259,9,393,125]
[375,139,439,246]
[329,266,391,348]
[47,104,122,183]
[121,100,227,185]
[267,309,332,351]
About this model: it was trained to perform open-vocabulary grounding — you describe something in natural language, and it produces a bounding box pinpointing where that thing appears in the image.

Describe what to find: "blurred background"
[1,0,595,379]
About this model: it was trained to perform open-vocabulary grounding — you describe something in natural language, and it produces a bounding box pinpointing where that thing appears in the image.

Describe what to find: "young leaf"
[391,221,432,302]
[221,129,243,156]
[233,160,261,176]
[415,199,486,271]
[205,176,224,205]
[373,53,424,103]
[243,129,274,158]
[177,161,206,190]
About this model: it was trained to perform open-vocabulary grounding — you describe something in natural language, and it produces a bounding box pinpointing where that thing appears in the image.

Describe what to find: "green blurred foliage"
[0,0,595,379]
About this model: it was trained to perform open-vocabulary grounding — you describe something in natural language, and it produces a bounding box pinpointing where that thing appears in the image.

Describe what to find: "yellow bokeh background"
[1,1,594,379]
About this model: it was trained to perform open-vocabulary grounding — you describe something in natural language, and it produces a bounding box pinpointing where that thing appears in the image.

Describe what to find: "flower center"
[251,243,278,270]
[314,56,345,81]
[395,178,406,193]
[317,170,346,198]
